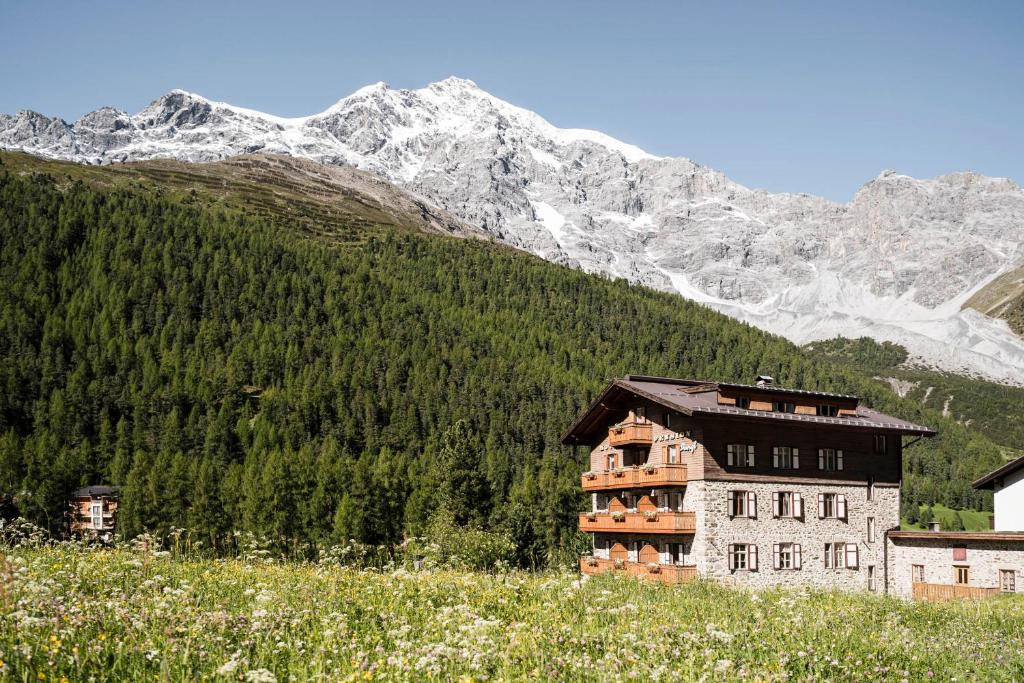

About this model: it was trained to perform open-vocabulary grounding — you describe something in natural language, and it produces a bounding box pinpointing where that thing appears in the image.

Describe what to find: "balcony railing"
[912,582,1001,602]
[581,464,688,491]
[578,511,696,534]
[608,422,653,447]
[580,556,697,583]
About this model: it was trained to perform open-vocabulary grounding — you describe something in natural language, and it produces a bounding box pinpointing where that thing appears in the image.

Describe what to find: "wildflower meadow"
[1,540,1023,681]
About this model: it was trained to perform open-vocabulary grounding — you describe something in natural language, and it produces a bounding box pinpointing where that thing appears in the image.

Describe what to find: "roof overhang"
[560,379,695,445]
[562,376,936,446]
[972,454,1024,490]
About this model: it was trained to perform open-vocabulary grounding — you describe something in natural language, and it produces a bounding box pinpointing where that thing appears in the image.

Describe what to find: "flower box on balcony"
[583,471,596,480]
[641,463,657,472]
[586,512,597,521]
[647,562,661,573]
[586,556,599,567]
[613,559,625,569]
[610,511,626,522]
[643,510,659,521]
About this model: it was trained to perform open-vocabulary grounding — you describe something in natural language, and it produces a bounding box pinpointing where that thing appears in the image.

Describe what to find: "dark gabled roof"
[561,375,936,445]
[973,455,1024,490]
[72,485,121,498]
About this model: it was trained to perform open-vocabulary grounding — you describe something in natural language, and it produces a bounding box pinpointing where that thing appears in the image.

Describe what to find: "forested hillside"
[0,157,1007,564]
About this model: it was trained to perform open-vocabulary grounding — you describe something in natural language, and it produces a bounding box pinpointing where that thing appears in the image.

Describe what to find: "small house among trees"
[69,486,120,542]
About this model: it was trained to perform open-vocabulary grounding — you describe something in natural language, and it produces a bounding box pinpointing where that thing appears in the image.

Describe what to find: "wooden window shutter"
[837,494,847,519]
[772,491,780,517]
[792,448,799,469]
[747,491,757,519]
[749,544,758,571]
[824,543,832,569]
[793,544,802,570]
[818,449,824,470]
[772,447,779,468]
[817,493,825,518]
[727,544,736,570]
[837,450,844,471]
[773,544,781,570]
[845,543,858,569]
[727,490,736,517]
[727,445,734,467]
[794,493,803,518]
[747,445,755,467]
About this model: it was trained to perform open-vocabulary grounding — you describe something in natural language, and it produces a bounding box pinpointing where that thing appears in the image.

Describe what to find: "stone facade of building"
[887,533,1024,599]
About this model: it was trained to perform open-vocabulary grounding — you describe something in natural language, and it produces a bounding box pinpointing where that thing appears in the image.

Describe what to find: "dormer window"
[736,397,750,409]
[773,401,796,413]
[817,404,839,417]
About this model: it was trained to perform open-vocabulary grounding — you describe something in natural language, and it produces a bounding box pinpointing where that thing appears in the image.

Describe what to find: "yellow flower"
[362,672,373,681]
[37,673,46,681]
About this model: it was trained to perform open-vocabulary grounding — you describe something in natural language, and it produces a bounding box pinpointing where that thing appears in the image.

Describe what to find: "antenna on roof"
[756,375,774,387]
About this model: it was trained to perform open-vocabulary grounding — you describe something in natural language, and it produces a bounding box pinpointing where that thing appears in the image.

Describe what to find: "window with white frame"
[1000,570,1016,593]
[772,446,799,469]
[867,517,876,543]
[867,565,876,591]
[606,453,617,471]
[728,490,756,518]
[726,444,755,467]
[772,491,803,518]
[773,542,802,570]
[90,502,103,528]
[728,543,758,571]
[666,444,678,464]
[912,564,925,583]
[824,542,858,569]
[817,492,847,519]
[818,448,844,471]
[595,493,609,512]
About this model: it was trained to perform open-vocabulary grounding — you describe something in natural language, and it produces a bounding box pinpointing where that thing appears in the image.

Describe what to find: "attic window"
[735,397,750,409]
[817,404,839,417]
[773,401,796,414]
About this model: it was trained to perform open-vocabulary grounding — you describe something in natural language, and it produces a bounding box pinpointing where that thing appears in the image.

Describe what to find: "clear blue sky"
[2,1,1021,201]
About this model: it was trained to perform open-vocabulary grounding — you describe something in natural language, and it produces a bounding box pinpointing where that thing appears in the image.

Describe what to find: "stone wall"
[887,536,1024,599]
[694,480,898,591]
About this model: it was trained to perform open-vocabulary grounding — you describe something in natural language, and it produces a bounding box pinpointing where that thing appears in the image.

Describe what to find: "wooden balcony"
[912,582,1001,602]
[581,464,688,491]
[580,557,698,584]
[578,511,696,534]
[608,422,652,447]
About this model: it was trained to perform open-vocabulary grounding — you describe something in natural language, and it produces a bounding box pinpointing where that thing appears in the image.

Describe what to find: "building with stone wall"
[887,531,1024,600]
[564,375,934,593]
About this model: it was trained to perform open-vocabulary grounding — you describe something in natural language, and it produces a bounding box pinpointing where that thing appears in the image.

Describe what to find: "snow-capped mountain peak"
[2,78,1023,384]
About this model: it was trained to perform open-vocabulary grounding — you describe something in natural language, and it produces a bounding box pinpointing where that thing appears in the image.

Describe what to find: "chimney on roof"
[756,375,774,387]
[928,521,941,532]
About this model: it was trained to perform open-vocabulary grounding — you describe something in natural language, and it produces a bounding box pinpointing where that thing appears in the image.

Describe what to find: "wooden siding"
[696,416,901,485]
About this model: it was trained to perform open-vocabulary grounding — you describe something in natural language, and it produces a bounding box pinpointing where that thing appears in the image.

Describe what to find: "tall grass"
[1,544,1022,681]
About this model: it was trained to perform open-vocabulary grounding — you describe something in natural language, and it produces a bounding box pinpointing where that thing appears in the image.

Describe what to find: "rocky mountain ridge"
[3,77,1023,384]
